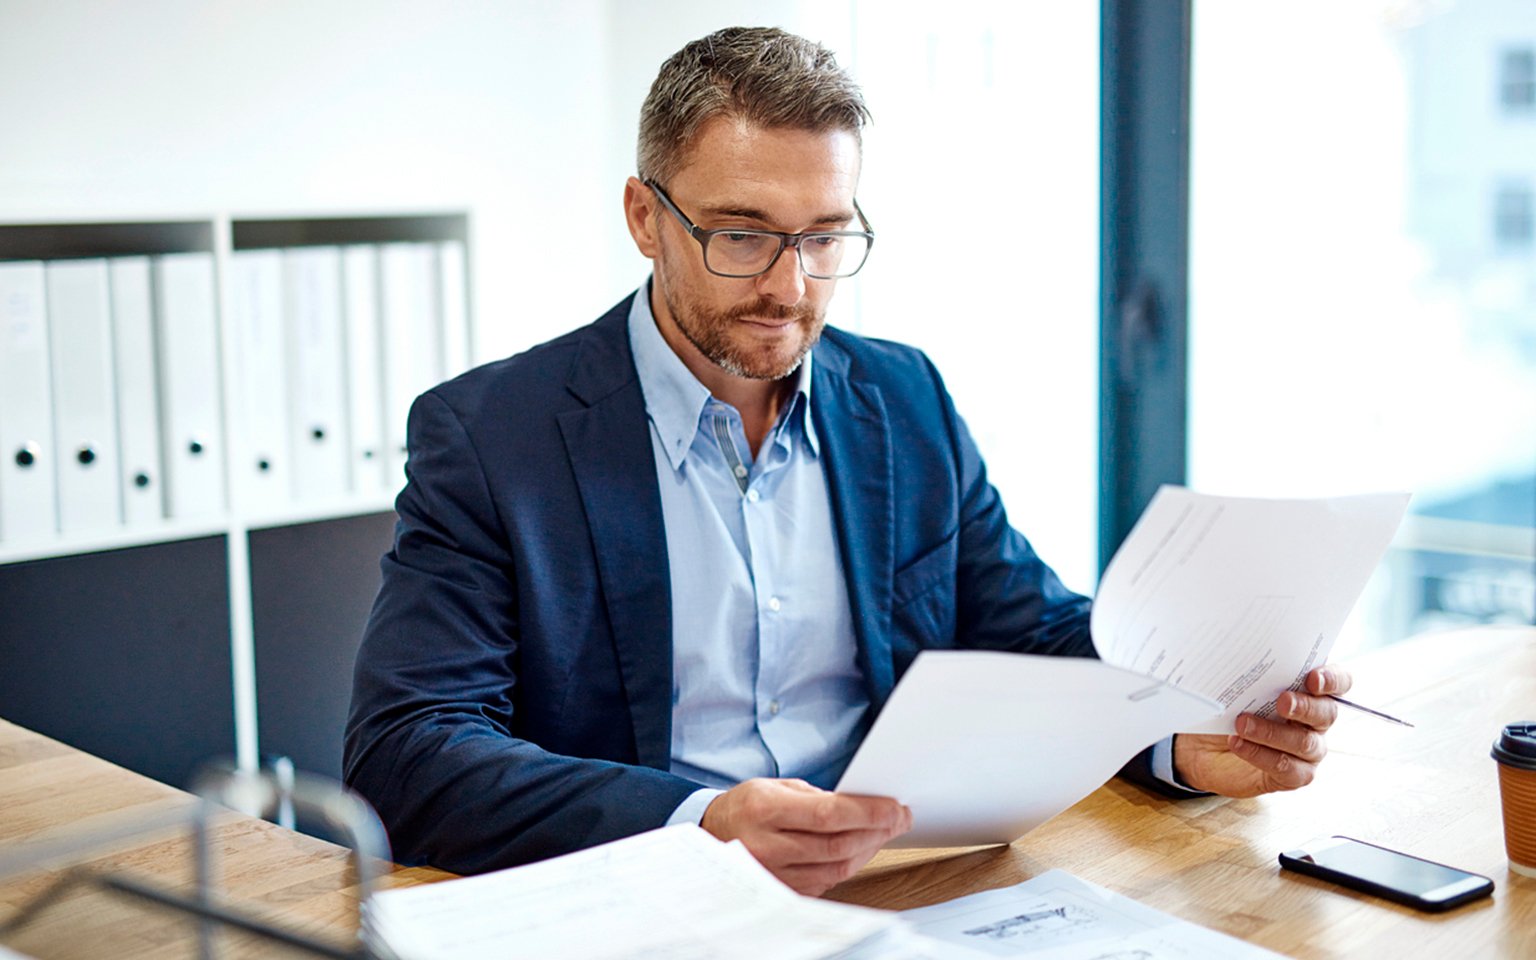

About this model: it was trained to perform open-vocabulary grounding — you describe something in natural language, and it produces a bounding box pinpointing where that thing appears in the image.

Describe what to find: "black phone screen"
[1302,839,1469,894]
[1280,836,1493,910]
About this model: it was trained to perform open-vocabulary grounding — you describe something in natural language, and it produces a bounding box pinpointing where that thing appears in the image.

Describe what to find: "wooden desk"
[827,625,1536,957]
[2,626,1532,957]
[0,721,449,958]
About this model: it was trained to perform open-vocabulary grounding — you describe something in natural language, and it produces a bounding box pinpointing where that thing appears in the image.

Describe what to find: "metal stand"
[0,762,394,959]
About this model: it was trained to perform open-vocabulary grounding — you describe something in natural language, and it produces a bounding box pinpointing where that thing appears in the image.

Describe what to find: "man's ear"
[623,177,661,260]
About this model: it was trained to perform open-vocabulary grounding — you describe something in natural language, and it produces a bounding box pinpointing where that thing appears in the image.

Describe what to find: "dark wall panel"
[0,537,234,788]
[250,511,396,781]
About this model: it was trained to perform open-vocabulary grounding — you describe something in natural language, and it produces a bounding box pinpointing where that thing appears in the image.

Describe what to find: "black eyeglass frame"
[644,179,875,280]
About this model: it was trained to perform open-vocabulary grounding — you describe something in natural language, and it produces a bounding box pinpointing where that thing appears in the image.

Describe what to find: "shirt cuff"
[1151,735,1208,795]
[665,788,726,828]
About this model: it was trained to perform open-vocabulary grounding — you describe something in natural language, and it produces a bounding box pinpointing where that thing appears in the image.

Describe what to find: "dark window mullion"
[1099,0,1193,574]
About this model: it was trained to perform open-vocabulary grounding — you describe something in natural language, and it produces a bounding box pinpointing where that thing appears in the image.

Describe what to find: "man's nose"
[755,242,807,304]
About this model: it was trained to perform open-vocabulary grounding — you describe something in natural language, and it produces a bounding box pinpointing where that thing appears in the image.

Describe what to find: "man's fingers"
[767,789,912,835]
[1276,688,1340,731]
[1306,664,1353,697]
[761,826,904,867]
[1236,713,1328,764]
[1227,734,1318,790]
[774,860,863,897]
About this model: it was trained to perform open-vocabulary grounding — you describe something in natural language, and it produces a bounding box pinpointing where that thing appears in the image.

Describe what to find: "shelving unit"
[0,213,471,787]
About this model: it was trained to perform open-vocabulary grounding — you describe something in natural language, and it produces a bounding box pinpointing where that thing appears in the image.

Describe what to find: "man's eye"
[806,235,841,248]
[720,232,759,244]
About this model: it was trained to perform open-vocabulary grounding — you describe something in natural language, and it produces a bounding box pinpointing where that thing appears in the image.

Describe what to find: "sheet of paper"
[836,652,1221,847]
[364,824,901,960]
[1090,486,1409,733]
[900,868,1287,959]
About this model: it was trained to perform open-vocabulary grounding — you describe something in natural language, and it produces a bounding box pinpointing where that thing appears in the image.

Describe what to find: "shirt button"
[746,489,760,503]
[768,700,782,715]
[767,596,781,612]
[733,464,748,479]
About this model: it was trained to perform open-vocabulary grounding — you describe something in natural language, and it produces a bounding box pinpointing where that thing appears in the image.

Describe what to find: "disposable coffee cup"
[1491,721,1536,877]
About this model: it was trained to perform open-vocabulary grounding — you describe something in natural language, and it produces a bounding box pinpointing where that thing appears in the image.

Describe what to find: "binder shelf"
[0,215,472,561]
[0,214,472,794]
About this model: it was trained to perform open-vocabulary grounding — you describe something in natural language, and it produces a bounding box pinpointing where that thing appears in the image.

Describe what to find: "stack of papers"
[364,825,958,960]
[363,826,1285,960]
[839,486,1408,846]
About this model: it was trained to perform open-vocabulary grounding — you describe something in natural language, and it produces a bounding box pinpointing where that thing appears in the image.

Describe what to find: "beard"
[659,278,826,382]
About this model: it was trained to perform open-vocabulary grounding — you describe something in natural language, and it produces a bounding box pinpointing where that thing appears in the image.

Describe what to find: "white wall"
[0,0,617,362]
[1,0,1103,590]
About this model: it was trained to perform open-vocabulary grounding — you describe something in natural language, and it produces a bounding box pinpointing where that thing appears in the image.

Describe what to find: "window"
[1495,184,1534,250]
[1500,47,1535,112]
[1189,4,1536,653]
[848,3,1101,593]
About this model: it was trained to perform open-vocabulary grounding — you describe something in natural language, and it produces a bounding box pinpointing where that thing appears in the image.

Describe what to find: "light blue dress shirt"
[628,286,1187,826]
[627,287,872,825]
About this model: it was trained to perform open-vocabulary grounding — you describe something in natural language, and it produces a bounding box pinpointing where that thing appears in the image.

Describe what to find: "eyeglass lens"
[706,232,870,279]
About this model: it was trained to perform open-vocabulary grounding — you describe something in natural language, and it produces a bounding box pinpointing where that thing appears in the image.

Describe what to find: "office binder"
[227,249,290,514]
[0,261,58,542]
[378,243,441,484]
[46,259,123,534]
[438,240,471,377]
[153,252,226,520]
[283,246,349,502]
[109,257,166,527]
[341,245,389,498]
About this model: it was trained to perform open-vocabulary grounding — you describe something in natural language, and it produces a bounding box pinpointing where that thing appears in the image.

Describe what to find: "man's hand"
[700,778,912,896]
[1174,665,1353,797]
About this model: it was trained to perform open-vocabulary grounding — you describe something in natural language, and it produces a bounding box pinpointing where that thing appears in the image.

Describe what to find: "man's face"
[642,118,862,383]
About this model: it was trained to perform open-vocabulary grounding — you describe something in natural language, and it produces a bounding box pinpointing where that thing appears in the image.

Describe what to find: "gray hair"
[637,26,871,186]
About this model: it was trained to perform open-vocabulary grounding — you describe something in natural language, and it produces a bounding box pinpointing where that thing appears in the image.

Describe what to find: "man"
[344,26,1351,897]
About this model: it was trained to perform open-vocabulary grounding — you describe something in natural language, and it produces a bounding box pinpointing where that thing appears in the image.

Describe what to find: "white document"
[838,487,1408,847]
[437,240,471,377]
[109,257,166,527]
[341,245,389,498]
[365,825,902,960]
[901,868,1286,959]
[379,242,442,486]
[153,252,226,520]
[227,249,290,515]
[839,652,1220,847]
[0,261,58,543]
[47,259,122,534]
[1090,486,1409,733]
[283,246,349,502]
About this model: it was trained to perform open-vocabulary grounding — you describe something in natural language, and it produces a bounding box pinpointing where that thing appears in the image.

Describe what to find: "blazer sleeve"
[343,390,699,874]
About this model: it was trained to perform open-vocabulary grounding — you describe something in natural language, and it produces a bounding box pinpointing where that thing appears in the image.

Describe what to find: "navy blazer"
[344,294,1149,874]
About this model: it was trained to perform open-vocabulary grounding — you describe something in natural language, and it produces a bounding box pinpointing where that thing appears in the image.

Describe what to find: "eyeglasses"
[645,179,875,280]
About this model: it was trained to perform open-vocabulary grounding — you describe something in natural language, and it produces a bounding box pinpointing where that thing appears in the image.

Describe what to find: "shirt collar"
[627,279,819,472]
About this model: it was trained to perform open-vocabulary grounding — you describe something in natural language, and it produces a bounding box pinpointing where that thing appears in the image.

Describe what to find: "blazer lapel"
[812,340,898,708]
[557,306,674,770]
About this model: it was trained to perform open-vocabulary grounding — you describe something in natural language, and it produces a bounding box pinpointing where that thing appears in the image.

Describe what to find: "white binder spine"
[153,252,227,520]
[283,246,350,503]
[109,257,166,528]
[228,249,290,515]
[437,240,471,377]
[378,243,442,486]
[0,261,58,543]
[46,259,123,534]
[341,245,388,499]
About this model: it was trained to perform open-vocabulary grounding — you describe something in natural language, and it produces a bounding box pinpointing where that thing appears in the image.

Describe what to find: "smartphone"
[1279,836,1494,912]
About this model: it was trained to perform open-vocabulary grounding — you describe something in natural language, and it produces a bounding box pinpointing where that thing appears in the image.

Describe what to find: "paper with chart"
[837,487,1408,847]
[900,869,1287,959]
[1089,486,1409,734]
